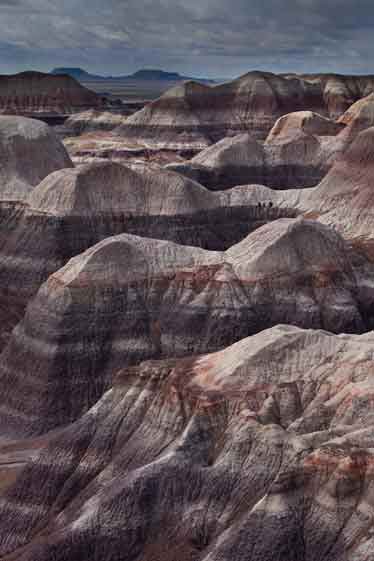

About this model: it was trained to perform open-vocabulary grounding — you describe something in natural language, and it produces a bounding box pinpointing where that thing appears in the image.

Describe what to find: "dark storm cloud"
[0,0,373,77]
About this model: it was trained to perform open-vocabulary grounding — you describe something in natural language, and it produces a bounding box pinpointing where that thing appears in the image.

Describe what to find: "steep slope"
[0,116,72,201]
[2,325,374,560]
[0,71,105,115]
[168,111,344,190]
[306,126,374,238]
[0,218,371,438]
[116,72,327,148]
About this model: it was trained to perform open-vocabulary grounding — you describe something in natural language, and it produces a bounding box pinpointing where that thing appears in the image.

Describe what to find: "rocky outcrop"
[0,161,297,348]
[262,111,345,188]
[63,132,198,166]
[0,115,72,201]
[64,109,128,135]
[266,110,344,140]
[167,133,266,188]
[168,112,345,190]
[0,71,105,115]
[116,72,327,149]
[338,93,374,138]
[2,324,374,560]
[0,217,371,438]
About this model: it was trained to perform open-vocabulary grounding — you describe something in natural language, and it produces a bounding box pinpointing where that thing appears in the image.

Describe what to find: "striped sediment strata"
[1,325,374,560]
[0,159,297,348]
[0,217,372,438]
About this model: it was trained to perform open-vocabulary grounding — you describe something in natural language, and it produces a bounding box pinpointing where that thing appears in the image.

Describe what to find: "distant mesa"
[51,66,215,84]
[131,69,185,81]
[51,67,104,81]
[129,69,214,83]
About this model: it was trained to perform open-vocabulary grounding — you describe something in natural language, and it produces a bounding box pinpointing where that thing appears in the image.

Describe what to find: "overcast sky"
[0,0,373,78]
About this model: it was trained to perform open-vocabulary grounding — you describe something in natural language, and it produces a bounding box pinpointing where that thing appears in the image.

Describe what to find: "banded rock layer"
[0,218,372,438]
[0,161,297,347]
[2,325,374,560]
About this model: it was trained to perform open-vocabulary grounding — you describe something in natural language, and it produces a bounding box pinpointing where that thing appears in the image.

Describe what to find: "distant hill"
[51,68,105,81]
[130,69,182,81]
[51,67,215,84]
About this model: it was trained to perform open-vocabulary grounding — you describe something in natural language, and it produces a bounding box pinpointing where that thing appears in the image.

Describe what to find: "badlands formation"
[1,70,374,561]
[115,72,328,149]
[0,71,105,115]
[65,71,374,167]
[115,71,374,150]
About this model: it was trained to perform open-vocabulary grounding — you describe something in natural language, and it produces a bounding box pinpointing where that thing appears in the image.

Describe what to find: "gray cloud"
[0,0,373,77]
